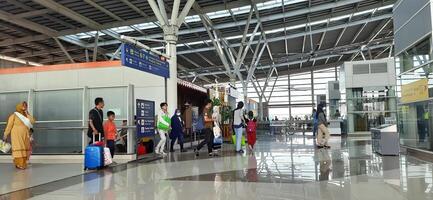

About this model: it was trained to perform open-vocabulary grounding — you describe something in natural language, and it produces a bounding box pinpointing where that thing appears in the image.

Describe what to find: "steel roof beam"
[179,41,392,78]
[177,13,392,55]
[194,3,234,80]
[33,0,120,40]
[89,0,389,47]
[0,10,58,37]
[83,0,124,21]
[53,38,75,63]
[1,0,373,47]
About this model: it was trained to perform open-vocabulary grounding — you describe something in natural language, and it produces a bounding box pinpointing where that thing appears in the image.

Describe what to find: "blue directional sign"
[136,99,155,138]
[121,43,170,78]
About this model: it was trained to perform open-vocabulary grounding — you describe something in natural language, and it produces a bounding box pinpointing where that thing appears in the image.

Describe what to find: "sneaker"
[324,145,331,149]
[208,152,213,157]
[317,145,324,149]
[181,149,187,153]
[169,149,175,153]
[194,148,199,156]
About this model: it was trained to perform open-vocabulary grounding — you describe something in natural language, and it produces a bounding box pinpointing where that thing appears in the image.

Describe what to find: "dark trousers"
[106,140,115,158]
[170,132,184,151]
[196,128,214,153]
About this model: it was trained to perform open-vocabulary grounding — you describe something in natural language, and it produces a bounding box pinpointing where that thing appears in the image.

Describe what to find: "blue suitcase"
[84,145,104,170]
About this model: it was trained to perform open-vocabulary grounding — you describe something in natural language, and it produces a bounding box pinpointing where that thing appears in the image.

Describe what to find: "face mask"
[176,113,181,116]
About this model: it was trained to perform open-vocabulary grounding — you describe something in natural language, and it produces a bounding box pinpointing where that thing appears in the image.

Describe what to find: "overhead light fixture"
[0,54,43,67]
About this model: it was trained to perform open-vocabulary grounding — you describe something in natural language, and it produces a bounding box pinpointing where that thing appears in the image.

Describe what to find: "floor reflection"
[2,133,433,199]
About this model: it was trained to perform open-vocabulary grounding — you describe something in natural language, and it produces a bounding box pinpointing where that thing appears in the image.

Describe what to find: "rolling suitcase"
[84,134,104,170]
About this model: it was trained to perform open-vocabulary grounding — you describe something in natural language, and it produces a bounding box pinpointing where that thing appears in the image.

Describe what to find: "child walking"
[245,111,257,152]
[103,111,117,159]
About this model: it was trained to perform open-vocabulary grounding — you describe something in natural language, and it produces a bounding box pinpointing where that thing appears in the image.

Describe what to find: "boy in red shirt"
[104,111,117,158]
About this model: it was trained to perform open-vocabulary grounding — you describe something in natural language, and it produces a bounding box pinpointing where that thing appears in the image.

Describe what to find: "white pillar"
[243,85,248,111]
[165,27,178,115]
[259,96,263,120]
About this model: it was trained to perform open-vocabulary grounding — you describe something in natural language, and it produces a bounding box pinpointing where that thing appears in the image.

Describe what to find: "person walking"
[156,102,171,156]
[316,104,331,149]
[233,102,245,153]
[103,111,117,159]
[170,109,186,153]
[3,102,35,169]
[88,97,105,144]
[312,109,318,138]
[194,99,214,156]
[245,111,257,152]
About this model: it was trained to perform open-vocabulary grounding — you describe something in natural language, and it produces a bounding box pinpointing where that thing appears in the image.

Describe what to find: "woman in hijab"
[3,102,35,169]
[170,109,186,153]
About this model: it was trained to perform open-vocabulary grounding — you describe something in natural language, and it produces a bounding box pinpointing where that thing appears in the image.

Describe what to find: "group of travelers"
[87,97,120,160]
[0,96,263,170]
[194,99,257,156]
[155,99,258,157]
[154,102,187,156]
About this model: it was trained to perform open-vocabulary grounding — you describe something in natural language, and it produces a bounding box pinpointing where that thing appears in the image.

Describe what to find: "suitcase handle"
[92,132,102,142]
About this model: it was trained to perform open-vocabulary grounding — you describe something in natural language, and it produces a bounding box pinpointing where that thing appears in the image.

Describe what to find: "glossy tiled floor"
[1,133,433,200]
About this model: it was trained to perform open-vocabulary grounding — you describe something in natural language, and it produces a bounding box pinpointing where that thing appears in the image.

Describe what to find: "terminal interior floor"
[1,133,433,200]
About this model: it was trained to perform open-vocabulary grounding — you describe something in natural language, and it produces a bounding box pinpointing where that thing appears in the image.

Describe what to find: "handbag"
[0,140,12,153]
[103,147,113,166]
[213,121,221,137]
[231,135,246,146]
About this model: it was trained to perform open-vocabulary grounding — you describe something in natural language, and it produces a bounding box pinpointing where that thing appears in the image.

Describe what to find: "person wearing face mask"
[170,109,187,153]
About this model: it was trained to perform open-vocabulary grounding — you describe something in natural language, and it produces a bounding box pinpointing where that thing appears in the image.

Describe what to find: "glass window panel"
[89,87,128,120]
[32,122,82,154]
[34,89,83,121]
[0,92,28,122]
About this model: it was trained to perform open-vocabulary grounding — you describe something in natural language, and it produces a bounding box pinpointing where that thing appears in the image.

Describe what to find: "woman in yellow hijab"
[3,102,35,169]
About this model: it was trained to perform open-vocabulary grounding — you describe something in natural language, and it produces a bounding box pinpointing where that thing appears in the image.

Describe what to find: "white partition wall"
[0,61,166,155]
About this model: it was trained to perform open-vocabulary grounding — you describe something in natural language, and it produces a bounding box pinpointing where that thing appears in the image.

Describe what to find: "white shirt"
[233,109,244,126]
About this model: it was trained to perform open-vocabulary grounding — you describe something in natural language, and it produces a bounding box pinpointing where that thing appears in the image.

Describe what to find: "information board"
[136,99,155,138]
[401,78,429,103]
[121,43,169,78]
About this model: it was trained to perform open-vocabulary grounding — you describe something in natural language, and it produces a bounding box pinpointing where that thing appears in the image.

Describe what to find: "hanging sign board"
[121,43,170,78]
[136,99,155,138]
[401,79,429,103]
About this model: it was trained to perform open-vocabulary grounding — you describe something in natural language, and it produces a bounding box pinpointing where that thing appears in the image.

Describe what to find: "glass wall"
[237,67,340,120]
[0,86,132,154]
[346,87,397,132]
[397,35,433,151]
[33,89,83,153]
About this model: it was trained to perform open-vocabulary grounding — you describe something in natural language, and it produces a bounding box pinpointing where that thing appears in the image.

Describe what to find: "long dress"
[4,113,35,168]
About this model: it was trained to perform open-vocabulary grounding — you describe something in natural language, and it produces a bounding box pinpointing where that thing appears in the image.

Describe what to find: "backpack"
[246,120,256,133]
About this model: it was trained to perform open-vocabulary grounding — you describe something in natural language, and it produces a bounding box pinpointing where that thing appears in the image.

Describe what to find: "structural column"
[147,0,195,114]
[311,68,315,109]
[165,34,178,115]
[259,96,263,120]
